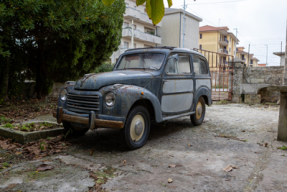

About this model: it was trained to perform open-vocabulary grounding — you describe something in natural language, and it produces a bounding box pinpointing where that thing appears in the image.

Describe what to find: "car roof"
[124,46,204,57]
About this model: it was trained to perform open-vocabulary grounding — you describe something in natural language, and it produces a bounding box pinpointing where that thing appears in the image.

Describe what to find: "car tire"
[190,97,206,126]
[63,121,89,136]
[123,106,150,150]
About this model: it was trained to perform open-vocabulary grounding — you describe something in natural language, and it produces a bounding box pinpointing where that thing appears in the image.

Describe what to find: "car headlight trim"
[60,89,68,101]
[105,92,116,107]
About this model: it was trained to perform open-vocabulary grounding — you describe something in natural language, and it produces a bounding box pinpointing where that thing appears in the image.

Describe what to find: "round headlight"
[60,89,67,101]
[105,92,116,107]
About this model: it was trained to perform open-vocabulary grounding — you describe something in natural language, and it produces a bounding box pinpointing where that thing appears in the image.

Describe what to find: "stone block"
[232,94,242,103]
[244,94,261,104]
[250,79,265,84]
[0,127,64,144]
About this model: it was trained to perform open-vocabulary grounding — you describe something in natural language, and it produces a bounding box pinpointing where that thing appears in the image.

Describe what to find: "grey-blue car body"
[55,47,212,149]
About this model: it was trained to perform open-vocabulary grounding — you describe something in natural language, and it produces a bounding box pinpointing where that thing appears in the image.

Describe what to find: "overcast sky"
[164,0,287,66]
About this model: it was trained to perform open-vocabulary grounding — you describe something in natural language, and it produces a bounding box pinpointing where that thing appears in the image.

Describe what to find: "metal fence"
[194,48,234,101]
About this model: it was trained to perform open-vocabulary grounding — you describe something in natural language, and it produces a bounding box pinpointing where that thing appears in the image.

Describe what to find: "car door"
[161,53,194,114]
[193,56,211,95]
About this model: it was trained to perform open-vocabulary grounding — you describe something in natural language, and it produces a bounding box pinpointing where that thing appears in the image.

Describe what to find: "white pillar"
[131,20,134,49]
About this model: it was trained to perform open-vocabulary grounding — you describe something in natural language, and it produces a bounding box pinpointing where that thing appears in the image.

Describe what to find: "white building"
[110,0,162,64]
[273,52,286,66]
[158,8,202,49]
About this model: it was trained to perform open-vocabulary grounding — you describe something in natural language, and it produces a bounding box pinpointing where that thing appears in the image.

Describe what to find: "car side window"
[193,57,208,75]
[165,54,191,75]
[165,58,178,74]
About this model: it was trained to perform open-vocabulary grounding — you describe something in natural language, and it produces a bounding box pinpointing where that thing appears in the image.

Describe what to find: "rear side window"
[193,57,208,75]
[165,54,191,75]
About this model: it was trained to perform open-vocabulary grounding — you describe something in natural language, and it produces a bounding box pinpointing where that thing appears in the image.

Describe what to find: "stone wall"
[243,66,284,85]
[232,63,284,103]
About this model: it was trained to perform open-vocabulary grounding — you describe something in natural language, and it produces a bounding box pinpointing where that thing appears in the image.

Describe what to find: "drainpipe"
[131,20,134,49]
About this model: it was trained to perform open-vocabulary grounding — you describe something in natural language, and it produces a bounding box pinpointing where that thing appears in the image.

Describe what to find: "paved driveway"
[1,104,286,192]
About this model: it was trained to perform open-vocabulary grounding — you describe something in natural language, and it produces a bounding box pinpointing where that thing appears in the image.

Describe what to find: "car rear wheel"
[190,97,206,126]
[123,106,150,150]
[63,121,89,136]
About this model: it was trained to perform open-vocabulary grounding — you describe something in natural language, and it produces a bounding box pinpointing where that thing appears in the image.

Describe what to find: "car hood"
[74,70,153,90]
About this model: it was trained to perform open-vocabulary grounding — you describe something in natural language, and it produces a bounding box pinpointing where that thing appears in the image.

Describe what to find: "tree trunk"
[36,39,49,99]
[3,56,10,101]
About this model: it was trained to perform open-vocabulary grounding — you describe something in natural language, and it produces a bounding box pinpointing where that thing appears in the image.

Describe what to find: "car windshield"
[116,53,165,70]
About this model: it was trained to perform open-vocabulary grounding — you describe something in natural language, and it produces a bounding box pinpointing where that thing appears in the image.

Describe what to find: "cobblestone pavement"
[1,104,287,192]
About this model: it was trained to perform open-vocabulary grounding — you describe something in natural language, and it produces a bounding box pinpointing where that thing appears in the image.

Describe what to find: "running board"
[162,111,195,121]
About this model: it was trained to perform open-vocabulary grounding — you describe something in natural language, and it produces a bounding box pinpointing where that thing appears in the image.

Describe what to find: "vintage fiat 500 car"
[54,47,212,149]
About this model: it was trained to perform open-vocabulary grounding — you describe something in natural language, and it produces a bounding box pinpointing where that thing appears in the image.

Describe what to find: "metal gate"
[194,48,234,101]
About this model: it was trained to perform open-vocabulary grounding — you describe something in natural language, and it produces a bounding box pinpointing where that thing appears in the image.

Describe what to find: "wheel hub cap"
[135,121,144,135]
[130,114,145,142]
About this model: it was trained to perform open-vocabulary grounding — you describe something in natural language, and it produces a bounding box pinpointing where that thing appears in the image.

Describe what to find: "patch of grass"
[214,100,229,105]
[2,162,10,168]
[277,145,287,150]
[160,182,167,187]
[3,123,15,129]
[0,115,13,124]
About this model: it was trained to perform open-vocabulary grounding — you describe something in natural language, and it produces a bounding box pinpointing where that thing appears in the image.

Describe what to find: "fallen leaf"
[241,130,245,132]
[168,164,176,168]
[37,164,54,172]
[168,178,173,183]
[122,160,126,164]
[15,151,22,155]
[188,144,192,146]
[223,165,238,172]
[265,143,268,147]
[90,148,94,156]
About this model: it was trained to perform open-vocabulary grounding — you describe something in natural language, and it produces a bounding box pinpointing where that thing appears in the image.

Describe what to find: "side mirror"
[168,54,179,62]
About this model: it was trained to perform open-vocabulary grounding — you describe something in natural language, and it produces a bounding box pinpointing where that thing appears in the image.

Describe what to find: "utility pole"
[233,28,238,55]
[182,0,186,48]
[265,44,268,66]
[248,44,250,66]
[131,20,134,49]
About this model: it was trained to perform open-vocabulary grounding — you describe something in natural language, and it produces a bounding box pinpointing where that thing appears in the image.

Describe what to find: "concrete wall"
[158,11,200,49]
[180,13,200,49]
[157,14,180,48]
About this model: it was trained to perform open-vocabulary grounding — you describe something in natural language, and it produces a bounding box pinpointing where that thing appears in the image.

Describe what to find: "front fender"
[100,84,163,123]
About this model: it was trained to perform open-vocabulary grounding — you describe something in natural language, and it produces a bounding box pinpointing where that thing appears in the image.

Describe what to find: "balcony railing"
[219,49,228,54]
[122,28,162,44]
[124,6,162,27]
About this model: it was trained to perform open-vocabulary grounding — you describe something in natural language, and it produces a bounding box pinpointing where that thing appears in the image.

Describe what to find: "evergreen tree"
[0,0,125,99]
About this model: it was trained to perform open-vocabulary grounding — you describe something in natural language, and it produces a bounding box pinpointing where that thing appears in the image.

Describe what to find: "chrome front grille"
[67,93,101,114]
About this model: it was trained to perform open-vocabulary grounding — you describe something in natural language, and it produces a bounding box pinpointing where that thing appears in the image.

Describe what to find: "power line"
[186,0,247,6]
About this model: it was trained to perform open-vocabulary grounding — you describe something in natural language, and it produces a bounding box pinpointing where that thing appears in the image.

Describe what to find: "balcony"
[219,39,229,46]
[219,49,228,55]
[124,6,162,27]
[122,28,162,44]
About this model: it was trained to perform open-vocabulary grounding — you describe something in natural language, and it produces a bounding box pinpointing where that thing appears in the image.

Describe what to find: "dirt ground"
[1,103,287,192]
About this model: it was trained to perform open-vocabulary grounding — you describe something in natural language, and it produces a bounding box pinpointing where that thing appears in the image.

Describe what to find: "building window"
[133,24,136,30]
[199,44,202,49]
[200,34,202,39]
[123,22,129,29]
[124,42,129,49]
[134,44,136,48]
[145,27,155,35]
[229,47,231,52]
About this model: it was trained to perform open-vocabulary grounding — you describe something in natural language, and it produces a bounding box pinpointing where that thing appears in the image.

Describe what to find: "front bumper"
[53,107,124,130]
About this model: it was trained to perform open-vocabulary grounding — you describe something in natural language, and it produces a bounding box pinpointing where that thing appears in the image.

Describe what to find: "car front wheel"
[190,97,206,126]
[123,106,150,150]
